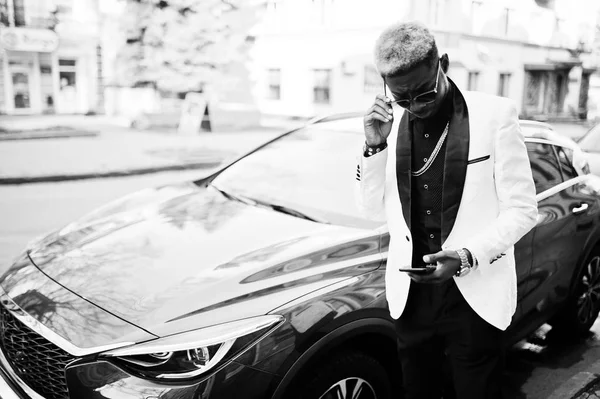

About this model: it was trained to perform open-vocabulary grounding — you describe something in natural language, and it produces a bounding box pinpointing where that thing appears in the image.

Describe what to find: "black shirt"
[409,83,455,265]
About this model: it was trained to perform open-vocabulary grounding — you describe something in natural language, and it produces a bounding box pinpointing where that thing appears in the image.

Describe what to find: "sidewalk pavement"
[549,359,600,399]
[0,115,297,185]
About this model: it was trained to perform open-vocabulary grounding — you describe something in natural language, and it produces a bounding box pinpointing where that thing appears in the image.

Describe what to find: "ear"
[440,53,450,74]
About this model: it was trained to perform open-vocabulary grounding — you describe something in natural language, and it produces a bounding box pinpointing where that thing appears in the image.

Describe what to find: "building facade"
[0,0,102,115]
[250,0,600,121]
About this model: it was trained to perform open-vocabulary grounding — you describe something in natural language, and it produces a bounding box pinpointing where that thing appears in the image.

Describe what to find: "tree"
[115,0,263,94]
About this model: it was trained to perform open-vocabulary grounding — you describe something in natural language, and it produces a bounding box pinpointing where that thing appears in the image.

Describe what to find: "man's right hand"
[363,94,394,146]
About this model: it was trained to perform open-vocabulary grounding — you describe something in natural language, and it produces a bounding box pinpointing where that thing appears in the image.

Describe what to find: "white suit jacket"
[355,89,538,331]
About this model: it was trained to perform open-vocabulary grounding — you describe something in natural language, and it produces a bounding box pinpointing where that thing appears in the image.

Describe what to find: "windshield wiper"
[210,184,327,224]
[211,185,257,206]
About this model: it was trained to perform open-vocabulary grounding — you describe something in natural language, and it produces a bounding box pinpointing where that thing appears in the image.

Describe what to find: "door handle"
[573,203,589,215]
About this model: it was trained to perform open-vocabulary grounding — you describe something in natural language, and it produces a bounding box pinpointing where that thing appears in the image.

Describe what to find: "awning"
[525,58,582,71]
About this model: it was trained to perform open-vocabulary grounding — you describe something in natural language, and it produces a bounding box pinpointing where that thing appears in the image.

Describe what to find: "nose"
[409,101,427,114]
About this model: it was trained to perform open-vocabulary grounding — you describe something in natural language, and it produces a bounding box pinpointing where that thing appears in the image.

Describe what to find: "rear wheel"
[288,350,392,399]
[551,253,600,336]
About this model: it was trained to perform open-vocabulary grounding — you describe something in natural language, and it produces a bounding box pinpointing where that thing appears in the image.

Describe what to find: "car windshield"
[210,119,383,229]
[578,124,600,152]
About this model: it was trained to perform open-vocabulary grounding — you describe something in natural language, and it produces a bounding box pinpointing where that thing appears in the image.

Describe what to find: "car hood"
[18,182,381,337]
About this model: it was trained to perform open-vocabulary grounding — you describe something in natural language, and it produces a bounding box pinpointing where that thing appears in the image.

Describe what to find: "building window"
[498,73,511,97]
[59,59,77,67]
[13,0,25,26]
[428,0,445,27]
[54,0,74,15]
[0,0,8,26]
[467,71,479,91]
[12,72,31,109]
[311,0,334,26]
[59,59,77,91]
[267,68,281,100]
[313,69,331,104]
[364,65,381,93]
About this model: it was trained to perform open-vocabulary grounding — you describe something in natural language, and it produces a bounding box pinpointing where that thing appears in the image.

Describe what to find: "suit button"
[425,134,430,138]
[426,210,431,215]
[424,184,428,189]
[430,234,435,239]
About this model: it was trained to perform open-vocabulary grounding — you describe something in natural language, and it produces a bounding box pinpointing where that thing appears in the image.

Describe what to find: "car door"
[550,146,600,295]
[521,142,595,316]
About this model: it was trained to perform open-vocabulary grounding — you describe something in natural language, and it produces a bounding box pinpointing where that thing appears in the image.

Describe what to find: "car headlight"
[102,315,284,381]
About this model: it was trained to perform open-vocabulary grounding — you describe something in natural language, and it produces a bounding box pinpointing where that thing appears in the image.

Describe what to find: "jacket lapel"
[441,84,469,242]
[395,111,412,230]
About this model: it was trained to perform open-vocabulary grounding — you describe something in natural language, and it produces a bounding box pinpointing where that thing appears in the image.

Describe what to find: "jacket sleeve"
[463,101,538,266]
[354,147,388,222]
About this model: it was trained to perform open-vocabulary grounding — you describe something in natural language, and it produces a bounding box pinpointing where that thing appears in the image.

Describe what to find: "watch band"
[455,248,471,277]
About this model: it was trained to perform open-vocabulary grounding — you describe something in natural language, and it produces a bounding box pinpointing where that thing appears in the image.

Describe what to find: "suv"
[0,116,599,399]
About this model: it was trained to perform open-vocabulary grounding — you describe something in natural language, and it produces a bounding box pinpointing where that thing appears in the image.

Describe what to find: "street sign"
[178,93,210,134]
[0,27,59,53]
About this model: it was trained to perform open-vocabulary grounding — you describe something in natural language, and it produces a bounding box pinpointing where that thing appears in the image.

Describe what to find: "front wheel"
[289,350,392,399]
[551,254,600,336]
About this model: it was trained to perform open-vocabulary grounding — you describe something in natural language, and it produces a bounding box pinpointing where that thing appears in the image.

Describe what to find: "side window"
[555,146,578,181]
[526,142,562,194]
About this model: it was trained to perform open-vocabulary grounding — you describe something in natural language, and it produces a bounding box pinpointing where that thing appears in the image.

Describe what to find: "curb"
[548,360,600,399]
[0,160,223,185]
[0,130,99,141]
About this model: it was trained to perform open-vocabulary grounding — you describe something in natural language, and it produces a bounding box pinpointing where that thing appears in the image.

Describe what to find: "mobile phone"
[398,266,436,274]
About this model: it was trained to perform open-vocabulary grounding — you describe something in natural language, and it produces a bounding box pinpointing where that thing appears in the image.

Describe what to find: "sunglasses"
[383,60,441,109]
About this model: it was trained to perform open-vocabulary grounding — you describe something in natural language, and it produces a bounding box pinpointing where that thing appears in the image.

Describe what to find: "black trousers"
[394,278,504,399]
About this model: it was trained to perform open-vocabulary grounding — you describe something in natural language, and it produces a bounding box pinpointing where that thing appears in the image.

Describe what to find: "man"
[355,22,538,399]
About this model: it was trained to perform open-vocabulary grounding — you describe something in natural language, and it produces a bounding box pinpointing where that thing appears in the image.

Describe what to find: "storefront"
[0,26,99,115]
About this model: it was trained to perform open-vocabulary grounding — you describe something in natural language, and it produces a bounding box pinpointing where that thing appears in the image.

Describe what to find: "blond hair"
[374,21,438,77]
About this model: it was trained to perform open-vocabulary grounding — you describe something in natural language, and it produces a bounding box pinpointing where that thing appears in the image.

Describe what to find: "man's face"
[385,60,447,119]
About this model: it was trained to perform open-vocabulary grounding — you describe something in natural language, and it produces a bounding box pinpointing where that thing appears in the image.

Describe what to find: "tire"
[550,253,600,336]
[289,350,393,399]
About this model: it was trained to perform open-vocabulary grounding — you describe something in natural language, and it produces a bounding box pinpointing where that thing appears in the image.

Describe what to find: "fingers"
[367,104,393,124]
[376,93,392,104]
[423,251,445,264]
[366,97,393,121]
[374,96,394,118]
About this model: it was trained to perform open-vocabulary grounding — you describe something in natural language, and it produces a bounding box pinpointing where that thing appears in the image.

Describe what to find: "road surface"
[0,170,207,266]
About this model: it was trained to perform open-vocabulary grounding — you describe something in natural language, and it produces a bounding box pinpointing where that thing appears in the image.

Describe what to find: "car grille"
[0,305,76,399]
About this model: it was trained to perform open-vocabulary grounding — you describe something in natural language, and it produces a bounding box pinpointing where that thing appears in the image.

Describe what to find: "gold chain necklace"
[411,122,449,177]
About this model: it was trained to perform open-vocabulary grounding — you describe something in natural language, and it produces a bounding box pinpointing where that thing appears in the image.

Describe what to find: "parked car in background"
[0,116,599,399]
[521,120,591,176]
[576,122,600,175]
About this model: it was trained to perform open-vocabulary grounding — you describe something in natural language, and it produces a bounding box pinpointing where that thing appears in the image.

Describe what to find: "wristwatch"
[455,248,472,278]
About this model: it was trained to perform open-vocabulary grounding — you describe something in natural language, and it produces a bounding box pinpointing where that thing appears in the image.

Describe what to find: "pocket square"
[490,252,506,264]
[467,155,491,165]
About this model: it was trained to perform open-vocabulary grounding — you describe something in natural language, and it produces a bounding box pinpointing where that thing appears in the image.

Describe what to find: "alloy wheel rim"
[577,256,600,325]
[318,377,377,399]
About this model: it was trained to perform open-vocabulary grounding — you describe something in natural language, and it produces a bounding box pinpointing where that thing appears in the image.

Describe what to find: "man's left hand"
[407,250,461,284]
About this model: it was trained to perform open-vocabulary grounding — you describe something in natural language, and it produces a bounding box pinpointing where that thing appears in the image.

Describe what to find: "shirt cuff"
[363,141,388,158]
